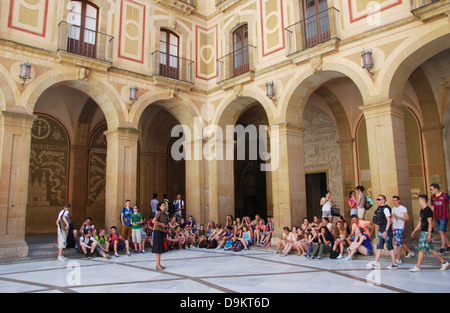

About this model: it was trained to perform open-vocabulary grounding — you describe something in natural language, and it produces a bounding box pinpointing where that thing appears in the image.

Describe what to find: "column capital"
[269,122,305,137]
[103,127,140,141]
[359,99,405,120]
[0,110,37,129]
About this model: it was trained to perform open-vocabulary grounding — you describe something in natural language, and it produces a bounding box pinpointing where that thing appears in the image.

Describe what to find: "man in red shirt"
[430,184,450,255]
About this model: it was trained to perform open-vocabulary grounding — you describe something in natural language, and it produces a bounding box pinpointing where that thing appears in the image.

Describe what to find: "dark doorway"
[305,172,327,220]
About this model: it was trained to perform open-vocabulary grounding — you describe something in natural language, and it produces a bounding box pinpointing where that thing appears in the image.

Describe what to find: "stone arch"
[21,70,124,129]
[0,63,19,111]
[379,25,450,103]
[280,62,371,126]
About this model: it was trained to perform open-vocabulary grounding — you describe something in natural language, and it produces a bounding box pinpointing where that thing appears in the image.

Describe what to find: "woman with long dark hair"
[152,202,168,270]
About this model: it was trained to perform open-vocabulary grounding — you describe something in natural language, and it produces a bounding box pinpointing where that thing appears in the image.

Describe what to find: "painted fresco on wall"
[87,125,107,206]
[28,115,69,206]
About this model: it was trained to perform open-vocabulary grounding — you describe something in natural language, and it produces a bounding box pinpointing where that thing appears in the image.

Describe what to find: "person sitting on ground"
[107,226,125,257]
[310,226,334,260]
[332,221,348,259]
[254,219,266,246]
[307,216,320,231]
[78,229,98,259]
[239,224,253,250]
[260,216,274,247]
[346,214,374,246]
[80,217,96,239]
[207,223,224,249]
[94,228,111,259]
[344,226,373,260]
[183,223,195,249]
[196,224,207,248]
[167,225,184,250]
[305,226,319,258]
[295,228,308,256]
[274,226,293,255]
[168,215,179,232]
[186,215,197,233]
[280,226,299,257]
[217,225,234,250]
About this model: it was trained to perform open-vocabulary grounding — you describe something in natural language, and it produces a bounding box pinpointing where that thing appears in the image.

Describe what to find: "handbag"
[331,206,340,217]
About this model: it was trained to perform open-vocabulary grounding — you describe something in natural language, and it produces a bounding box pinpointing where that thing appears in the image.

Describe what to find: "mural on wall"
[28,115,69,206]
[87,125,107,206]
[303,111,344,209]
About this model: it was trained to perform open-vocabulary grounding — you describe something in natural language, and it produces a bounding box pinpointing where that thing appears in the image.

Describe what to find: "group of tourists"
[55,183,450,272]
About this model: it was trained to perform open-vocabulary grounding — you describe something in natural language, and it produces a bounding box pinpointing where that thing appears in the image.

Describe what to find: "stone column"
[184,138,203,223]
[422,125,447,190]
[0,110,36,259]
[104,127,140,232]
[361,100,414,230]
[337,138,355,217]
[270,123,306,236]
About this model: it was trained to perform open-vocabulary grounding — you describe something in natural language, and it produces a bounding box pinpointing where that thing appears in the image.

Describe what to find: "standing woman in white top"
[355,186,367,220]
[320,191,334,223]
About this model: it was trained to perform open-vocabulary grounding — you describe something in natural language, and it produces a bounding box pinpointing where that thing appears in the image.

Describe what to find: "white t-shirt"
[392,205,408,230]
[283,232,295,242]
[57,209,70,229]
[321,197,332,212]
[150,199,158,214]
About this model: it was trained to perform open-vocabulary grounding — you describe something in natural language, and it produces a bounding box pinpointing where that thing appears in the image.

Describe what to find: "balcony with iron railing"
[217,45,256,84]
[410,0,448,20]
[285,7,340,57]
[151,50,195,85]
[410,0,441,10]
[57,21,114,63]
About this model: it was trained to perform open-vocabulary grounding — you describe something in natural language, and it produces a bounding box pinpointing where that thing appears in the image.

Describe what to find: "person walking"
[429,183,450,255]
[56,203,71,262]
[409,194,449,272]
[391,196,415,264]
[152,202,169,270]
[367,195,398,270]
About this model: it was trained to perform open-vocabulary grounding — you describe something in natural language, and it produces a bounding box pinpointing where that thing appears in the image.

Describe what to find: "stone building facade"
[0,0,449,258]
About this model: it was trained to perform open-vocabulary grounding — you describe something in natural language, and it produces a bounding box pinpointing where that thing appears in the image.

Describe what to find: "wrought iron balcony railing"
[217,45,256,84]
[151,50,195,84]
[285,7,340,56]
[57,21,114,62]
[410,0,441,10]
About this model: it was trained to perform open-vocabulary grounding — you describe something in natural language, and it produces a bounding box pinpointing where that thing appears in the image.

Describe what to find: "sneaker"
[344,257,352,261]
[366,261,375,269]
[57,256,67,262]
[127,252,132,257]
[140,250,146,254]
[115,253,119,257]
[405,252,415,259]
[105,254,112,259]
[439,248,446,255]
[440,261,449,271]
[387,264,398,270]
[337,254,343,259]
[316,256,321,261]
[396,259,402,265]
[409,266,421,272]
[369,262,380,270]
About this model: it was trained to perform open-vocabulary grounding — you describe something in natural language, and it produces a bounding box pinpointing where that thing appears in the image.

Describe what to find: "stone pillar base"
[0,242,28,259]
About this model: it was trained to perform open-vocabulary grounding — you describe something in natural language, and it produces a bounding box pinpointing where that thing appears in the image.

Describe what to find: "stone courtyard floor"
[0,246,449,294]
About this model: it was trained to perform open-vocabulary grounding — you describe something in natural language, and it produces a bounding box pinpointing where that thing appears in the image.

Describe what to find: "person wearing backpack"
[367,195,398,270]
[121,200,133,257]
[56,203,71,262]
[173,193,185,222]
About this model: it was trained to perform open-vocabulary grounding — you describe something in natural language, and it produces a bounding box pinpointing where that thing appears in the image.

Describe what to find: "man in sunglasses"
[367,195,398,270]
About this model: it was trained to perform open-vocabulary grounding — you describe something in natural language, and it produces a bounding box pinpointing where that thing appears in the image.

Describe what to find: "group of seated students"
[274,215,374,261]
[72,213,275,259]
[165,214,275,252]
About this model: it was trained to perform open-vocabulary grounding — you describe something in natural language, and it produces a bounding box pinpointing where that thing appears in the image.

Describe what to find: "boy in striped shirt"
[430,183,450,255]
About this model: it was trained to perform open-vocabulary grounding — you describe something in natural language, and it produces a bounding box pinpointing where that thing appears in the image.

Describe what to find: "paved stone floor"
[0,247,449,294]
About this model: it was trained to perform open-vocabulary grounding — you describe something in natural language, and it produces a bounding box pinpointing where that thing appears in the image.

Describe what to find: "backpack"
[233,240,243,252]
[373,206,390,226]
[167,201,176,215]
[364,198,372,210]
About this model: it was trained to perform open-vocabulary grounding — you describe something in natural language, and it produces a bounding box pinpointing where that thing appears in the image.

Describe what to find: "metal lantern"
[266,81,274,99]
[361,49,374,74]
[19,61,32,85]
[129,86,138,103]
